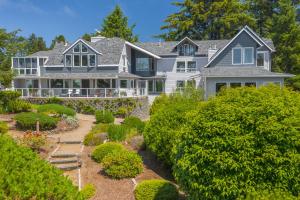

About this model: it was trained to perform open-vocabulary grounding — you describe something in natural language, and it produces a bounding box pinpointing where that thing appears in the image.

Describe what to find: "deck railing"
[13,88,147,98]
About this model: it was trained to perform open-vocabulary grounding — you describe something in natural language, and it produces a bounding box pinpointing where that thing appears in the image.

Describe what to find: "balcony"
[12,57,47,76]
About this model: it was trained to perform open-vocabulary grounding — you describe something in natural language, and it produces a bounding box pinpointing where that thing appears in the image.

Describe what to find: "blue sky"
[0,0,177,46]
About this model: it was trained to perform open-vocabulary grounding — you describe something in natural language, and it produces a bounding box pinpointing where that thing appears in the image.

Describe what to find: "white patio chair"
[74,89,80,97]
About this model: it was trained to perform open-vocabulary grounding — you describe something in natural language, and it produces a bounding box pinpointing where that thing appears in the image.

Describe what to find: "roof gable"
[174,37,199,49]
[62,39,102,55]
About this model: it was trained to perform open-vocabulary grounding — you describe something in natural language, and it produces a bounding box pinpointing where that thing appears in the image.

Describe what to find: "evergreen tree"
[25,33,47,55]
[49,35,66,49]
[159,0,256,41]
[99,5,138,42]
[270,0,300,74]
[82,33,92,42]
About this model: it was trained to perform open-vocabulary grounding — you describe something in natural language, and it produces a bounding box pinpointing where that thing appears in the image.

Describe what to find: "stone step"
[50,158,78,164]
[56,163,81,171]
[59,140,82,144]
[51,152,78,158]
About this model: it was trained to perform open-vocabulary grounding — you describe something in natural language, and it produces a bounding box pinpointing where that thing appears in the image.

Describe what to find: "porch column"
[136,79,139,96]
[145,80,148,96]
[38,79,42,97]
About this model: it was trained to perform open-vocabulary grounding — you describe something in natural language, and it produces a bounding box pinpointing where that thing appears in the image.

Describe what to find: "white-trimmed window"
[136,58,151,71]
[176,62,185,73]
[82,44,88,53]
[187,61,196,72]
[65,55,72,66]
[244,47,254,64]
[233,48,242,65]
[73,44,80,53]
[120,80,128,88]
[82,55,88,67]
[89,55,96,66]
[176,80,185,88]
[74,55,80,67]
[179,44,196,56]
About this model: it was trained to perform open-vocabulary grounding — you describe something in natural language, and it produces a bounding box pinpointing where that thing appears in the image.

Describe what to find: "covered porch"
[13,78,148,98]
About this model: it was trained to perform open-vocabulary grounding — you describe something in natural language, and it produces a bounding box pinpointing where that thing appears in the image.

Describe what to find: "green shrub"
[115,107,128,118]
[7,99,32,113]
[0,91,21,103]
[82,105,95,115]
[47,97,63,104]
[107,124,129,142]
[123,116,145,134]
[134,180,179,200]
[102,150,143,179]
[95,110,114,124]
[239,188,299,200]
[81,184,96,199]
[20,132,46,152]
[0,135,83,199]
[0,121,8,134]
[15,112,58,131]
[173,85,300,199]
[91,142,125,163]
[84,124,109,146]
[37,104,76,117]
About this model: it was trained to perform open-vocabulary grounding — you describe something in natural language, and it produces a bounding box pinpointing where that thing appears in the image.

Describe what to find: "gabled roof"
[173,37,200,49]
[62,39,102,55]
[204,26,275,68]
[125,42,161,59]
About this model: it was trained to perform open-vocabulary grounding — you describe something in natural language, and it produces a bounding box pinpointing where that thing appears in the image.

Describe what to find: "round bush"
[84,123,109,146]
[37,104,75,117]
[123,116,145,134]
[134,180,179,200]
[173,86,300,199]
[15,112,58,131]
[102,150,143,179]
[107,124,129,142]
[91,142,125,163]
[95,110,114,124]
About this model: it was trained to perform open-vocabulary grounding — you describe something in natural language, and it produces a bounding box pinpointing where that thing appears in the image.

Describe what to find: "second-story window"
[179,44,196,56]
[176,62,185,73]
[65,55,72,66]
[74,55,80,67]
[244,47,254,64]
[187,61,196,72]
[233,48,242,65]
[82,45,88,53]
[232,47,254,65]
[74,44,80,53]
[89,55,96,66]
[136,58,153,72]
[82,55,88,67]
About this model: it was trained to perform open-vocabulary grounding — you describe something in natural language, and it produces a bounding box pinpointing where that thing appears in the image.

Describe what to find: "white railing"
[13,88,147,98]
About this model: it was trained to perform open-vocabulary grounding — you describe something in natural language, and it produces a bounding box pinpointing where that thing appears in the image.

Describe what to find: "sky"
[0,0,178,46]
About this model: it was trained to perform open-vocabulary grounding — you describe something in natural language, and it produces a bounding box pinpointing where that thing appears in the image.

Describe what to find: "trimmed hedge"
[15,112,58,131]
[102,150,143,179]
[107,124,129,142]
[84,123,109,146]
[134,180,179,200]
[123,116,145,134]
[91,142,125,163]
[0,135,84,199]
[37,104,76,117]
[95,110,114,124]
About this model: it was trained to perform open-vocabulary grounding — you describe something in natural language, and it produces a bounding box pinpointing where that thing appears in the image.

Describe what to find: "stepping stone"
[60,140,82,144]
[50,158,78,164]
[56,163,80,171]
[51,152,78,158]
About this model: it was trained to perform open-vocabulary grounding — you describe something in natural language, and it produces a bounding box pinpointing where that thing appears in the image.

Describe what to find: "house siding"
[40,66,118,75]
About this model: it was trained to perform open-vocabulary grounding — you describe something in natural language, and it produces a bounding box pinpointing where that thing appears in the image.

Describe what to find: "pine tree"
[270,0,300,74]
[159,0,256,41]
[49,35,66,49]
[99,5,138,42]
[26,33,47,55]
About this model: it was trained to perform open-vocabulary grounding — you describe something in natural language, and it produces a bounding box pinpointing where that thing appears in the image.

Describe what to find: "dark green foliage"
[91,142,125,163]
[7,99,31,113]
[99,5,138,42]
[107,124,129,142]
[102,150,143,179]
[84,124,109,146]
[82,105,96,115]
[15,112,58,131]
[173,85,300,199]
[81,184,96,199]
[286,75,300,91]
[47,96,63,104]
[50,35,66,49]
[95,110,114,124]
[25,33,47,55]
[0,90,21,104]
[37,104,76,117]
[0,121,8,134]
[123,116,145,134]
[240,188,299,200]
[134,180,179,200]
[0,135,84,199]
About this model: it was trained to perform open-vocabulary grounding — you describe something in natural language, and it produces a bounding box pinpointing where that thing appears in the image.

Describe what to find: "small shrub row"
[15,112,58,131]
[123,116,145,134]
[37,104,76,117]
[95,110,114,124]
[134,180,179,200]
[84,123,109,146]
[92,142,125,163]
[6,99,32,113]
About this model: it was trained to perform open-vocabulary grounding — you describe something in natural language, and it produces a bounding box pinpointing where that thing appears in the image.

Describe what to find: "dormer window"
[82,45,88,53]
[179,43,196,56]
[74,44,80,53]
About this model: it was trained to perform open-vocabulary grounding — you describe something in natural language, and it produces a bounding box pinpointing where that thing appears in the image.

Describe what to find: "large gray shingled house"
[11,26,293,99]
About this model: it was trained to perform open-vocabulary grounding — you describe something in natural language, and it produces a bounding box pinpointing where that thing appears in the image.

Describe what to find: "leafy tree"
[270,0,300,74]
[173,85,300,199]
[0,28,26,87]
[82,33,93,42]
[25,33,47,55]
[50,34,66,49]
[159,0,256,41]
[99,5,138,42]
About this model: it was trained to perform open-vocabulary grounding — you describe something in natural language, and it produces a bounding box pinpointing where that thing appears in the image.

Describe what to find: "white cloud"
[63,5,76,17]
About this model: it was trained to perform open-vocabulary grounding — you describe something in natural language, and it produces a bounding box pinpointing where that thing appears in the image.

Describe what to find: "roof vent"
[91,35,106,43]
[208,44,218,61]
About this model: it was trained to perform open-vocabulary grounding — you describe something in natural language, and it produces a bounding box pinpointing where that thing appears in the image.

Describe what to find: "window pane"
[176,62,185,72]
[97,79,110,88]
[65,55,72,66]
[25,58,31,68]
[179,44,195,56]
[112,79,116,88]
[32,58,37,68]
[32,69,37,74]
[39,58,44,67]
[64,80,70,88]
[51,79,64,88]
[136,58,150,71]
[74,55,80,66]
[176,80,185,88]
[257,53,264,67]
[230,82,241,88]
[244,48,253,64]
[26,69,31,74]
[73,80,81,88]
[216,83,227,93]
[19,58,25,68]
[82,55,88,66]
[82,45,88,52]
[13,58,18,68]
[120,80,127,88]
[148,80,154,92]
[233,48,242,64]
[187,61,196,72]
[155,80,164,92]
[245,82,256,87]
[19,69,25,75]
[74,44,80,52]
[89,55,96,66]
